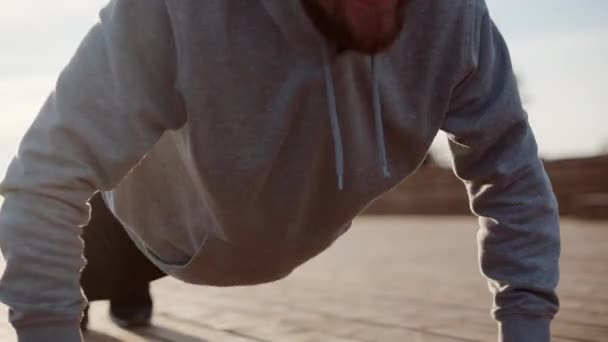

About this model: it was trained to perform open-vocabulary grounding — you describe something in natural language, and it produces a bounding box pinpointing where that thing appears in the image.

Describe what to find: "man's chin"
[302,0,406,55]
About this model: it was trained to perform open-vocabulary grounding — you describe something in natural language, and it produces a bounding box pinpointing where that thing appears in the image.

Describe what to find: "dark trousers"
[80,194,166,303]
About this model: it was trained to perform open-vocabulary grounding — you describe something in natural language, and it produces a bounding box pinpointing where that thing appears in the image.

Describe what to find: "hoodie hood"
[321,45,391,189]
[263,0,391,189]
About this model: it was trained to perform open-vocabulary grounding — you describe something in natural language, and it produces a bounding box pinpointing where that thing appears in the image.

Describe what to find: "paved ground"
[0,217,607,341]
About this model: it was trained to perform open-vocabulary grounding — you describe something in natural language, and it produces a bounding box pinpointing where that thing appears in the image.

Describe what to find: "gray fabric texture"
[0,1,560,341]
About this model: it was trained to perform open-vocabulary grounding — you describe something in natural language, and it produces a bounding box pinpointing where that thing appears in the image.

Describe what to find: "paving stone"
[0,217,605,341]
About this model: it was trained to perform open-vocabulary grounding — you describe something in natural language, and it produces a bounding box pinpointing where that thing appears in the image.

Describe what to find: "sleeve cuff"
[498,315,552,342]
[16,324,82,342]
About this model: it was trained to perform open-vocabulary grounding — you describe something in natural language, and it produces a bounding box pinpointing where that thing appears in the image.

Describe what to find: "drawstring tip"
[337,174,344,191]
[383,167,391,179]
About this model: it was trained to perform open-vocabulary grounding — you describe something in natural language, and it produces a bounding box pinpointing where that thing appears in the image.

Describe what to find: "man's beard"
[302,0,407,54]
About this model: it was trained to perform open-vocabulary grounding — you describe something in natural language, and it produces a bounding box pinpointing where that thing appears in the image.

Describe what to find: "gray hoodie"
[0,0,560,341]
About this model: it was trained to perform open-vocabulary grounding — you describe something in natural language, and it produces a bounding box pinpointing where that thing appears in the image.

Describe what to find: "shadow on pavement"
[133,325,209,342]
[85,325,208,341]
[84,330,123,342]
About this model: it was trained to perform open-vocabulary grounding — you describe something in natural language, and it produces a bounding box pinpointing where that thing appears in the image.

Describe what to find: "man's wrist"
[16,324,82,342]
[498,315,552,342]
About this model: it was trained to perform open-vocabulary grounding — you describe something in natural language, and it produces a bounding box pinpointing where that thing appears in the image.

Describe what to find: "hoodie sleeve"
[441,1,560,341]
[0,1,185,340]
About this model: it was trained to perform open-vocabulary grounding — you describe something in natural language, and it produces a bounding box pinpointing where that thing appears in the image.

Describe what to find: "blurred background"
[0,1,606,341]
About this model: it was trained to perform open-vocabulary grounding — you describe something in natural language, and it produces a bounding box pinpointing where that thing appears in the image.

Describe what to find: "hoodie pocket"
[144,233,300,286]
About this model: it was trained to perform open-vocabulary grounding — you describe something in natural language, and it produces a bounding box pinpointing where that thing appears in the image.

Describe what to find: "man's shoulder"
[402,0,480,44]
[387,0,481,83]
[407,0,479,23]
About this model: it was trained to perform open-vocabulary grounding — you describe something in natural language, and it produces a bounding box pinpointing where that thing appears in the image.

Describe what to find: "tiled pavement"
[1,217,607,341]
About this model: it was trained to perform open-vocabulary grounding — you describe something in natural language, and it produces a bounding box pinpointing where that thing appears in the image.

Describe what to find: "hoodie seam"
[462,0,474,71]
[164,0,189,110]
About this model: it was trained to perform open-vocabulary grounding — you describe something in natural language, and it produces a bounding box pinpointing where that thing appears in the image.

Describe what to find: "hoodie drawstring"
[322,47,391,190]
[370,56,391,178]
[322,46,345,190]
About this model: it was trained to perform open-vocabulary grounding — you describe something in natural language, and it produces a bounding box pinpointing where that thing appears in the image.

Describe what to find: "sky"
[0,1,607,175]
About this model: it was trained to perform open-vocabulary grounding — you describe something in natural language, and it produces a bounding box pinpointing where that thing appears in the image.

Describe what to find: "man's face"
[303,0,407,54]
